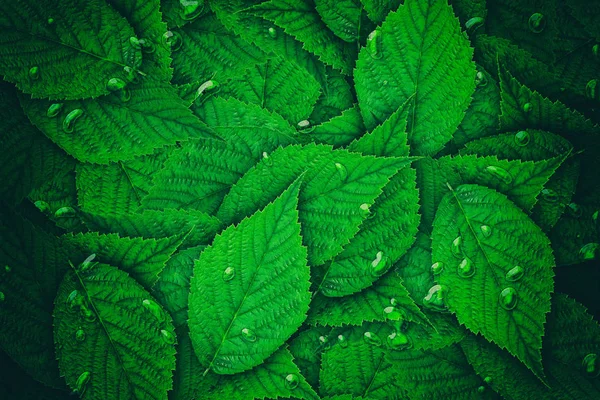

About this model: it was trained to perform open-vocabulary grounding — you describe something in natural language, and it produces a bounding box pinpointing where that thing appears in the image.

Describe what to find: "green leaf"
[417,154,562,230]
[188,181,311,374]
[107,0,172,81]
[308,270,426,327]
[354,0,476,156]
[0,211,67,388]
[76,149,170,216]
[19,79,217,164]
[0,0,140,100]
[319,322,406,399]
[217,143,411,265]
[210,0,327,89]
[249,0,357,74]
[216,56,321,124]
[62,232,181,289]
[565,0,600,40]
[199,348,319,400]
[386,343,500,399]
[171,12,265,85]
[309,105,366,148]
[432,184,555,378]
[452,65,501,148]
[53,262,176,399]
[0,84,73,205]
[315,0,362,43]
[359,0,402,24]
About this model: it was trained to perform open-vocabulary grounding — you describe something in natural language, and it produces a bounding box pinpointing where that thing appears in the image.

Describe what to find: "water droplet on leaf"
[541,188,558,203]
[423,284,448,312]
[586,79,598,101]
[163,31,182,51]
[160,329,175,345]
[465,17,484,34]
[268,27,277,38]
[29,66,40,80]
[486,165,513,184]
[579,243,599,261]
[387,331,411,350]
[528,13,546,33]
[62,109,83,133]
[505,266,524,282]
[197,80,219,97]
[337,334,348,348]
[335,162,347,181]
[222,266,235,281]
[514,130,530,146]
[383,306,403,321]
[593,44,599,58]
[480,225,492,238]
[138,39,155,54]
[142,299,164,323]
[359,203,370,217]
[475,71,487,87]
[366,30,382,59]
[522,103,532,113]
[47,17,55,25]
[431,261,444,275]
[129,36,141,49]
[457,257,475,278]
[582,353,600,377]
[81,305,97,323]
[451,236,463,258]
[54,206,76,218]
[363,331,382,346]
[107,78,126,92]
[297,119,310,129]
[75,372,91,395]
[47,103,63,118]
[284,373,299,390]
[241,327,256,343]
[4,265,10,273]
[0,292,5,303]
[79,254,97,273]
[499,287,518,310]
[34,200,51,213]
[477,386,486,393]
[75,329,85,342]
[484,376,492,384]
[180,0,203,21]
[567,202,582,218]
[370,251,387,276]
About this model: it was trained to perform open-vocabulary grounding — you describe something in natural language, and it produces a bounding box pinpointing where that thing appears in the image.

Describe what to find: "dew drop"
[359,203,370,216]
[366,30,382,59]
[66,290,82,310]
[54,206,76,218]
[337,334,348,348]
[197,80,219,96]
[383,306,403,321]
[477,385,486,393]
[142,299,165,323]
[46,103,63,118]
[475,71,487,87]
[567,202,582,218]
[75,371,91,395]
[592,211,599,223]
[387,331,411,350]
[79,254,97,273]
[297,119,310,129]
[480,225,492,238]
[4,265,10,273]
[241,327,257,343]
[593,44,599,59]
[0,292,5,303]
[579,243,599,261]
[75,329,85,342]
[118,88,131,102]
[163,31,182,51]
[484,376,492,384]
[431,261,444,275]
[586,79,598,101]
[363,331,382,346]
[284,373,299,390]
[486,165,513,184]
[107,77,126,92]
[180,0,204,21]
[129,36,141,49]
[582,353,600,377]
[262,151,274,167]
[160,329,176,345]
[528,13,546,33]
[268,27,277,38]
[499,287,518,310]
[47,17,55,25]
[541,188,558,203]
[514,130,530,146]
[138,39,155,54]
[222,266,235,282]
[457,257,475,278]
[465,17,485,34]
[28,66,40,80]
[423,284,447,312]
[522,103,532,113]
[505,266,524,282]
[335,162,348,181]
[62,109,83,133]
[451,236,463,258]
[34,200,51,213]
[390,297,398,306]
[81,306,97,323]
[123,66,138,83]
[370,251,387,276]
